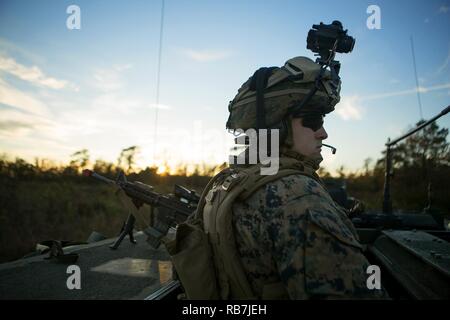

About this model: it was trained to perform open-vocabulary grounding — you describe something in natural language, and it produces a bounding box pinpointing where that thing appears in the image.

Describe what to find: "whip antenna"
[410,36,423,120]
[153,0,165,163]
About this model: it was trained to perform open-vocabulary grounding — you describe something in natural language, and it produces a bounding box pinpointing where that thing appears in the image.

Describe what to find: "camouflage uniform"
[168,55,390,300]
[232,151,390,299]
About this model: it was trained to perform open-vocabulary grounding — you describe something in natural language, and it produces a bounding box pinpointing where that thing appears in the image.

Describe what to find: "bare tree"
[70,149,90,170]
[117,146,140,173]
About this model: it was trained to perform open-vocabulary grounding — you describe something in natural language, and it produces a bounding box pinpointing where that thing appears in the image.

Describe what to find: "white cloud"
[92,94,140,113]
[424,18,430,23]
[0,119,34,137]
[335,95,363,121]
[0,108,54,139]
[363,82,450,101]
[0,79,50,116]
[0,55,74,90]
[389,78,400,84]
[183,49,233,62]
[113,64,132,72]
[92,69,123,91]
[439,5,449,13]
[91,64,132,92]
[0,38,45,65]
[436,48,450,74]
[148,103,171,110]
[88,95,172,117]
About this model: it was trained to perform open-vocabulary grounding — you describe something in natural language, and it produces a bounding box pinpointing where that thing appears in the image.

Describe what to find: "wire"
[410,36,424,120]
[153,0,165,163]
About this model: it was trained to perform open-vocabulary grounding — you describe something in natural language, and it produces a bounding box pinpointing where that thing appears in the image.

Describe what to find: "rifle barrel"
[83,169,116,186]
[84,169,193,218]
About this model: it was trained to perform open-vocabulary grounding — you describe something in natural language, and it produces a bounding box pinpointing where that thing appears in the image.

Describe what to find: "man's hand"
[347,198,365,218]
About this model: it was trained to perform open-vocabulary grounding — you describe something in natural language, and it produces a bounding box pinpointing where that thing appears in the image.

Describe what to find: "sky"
[0,0,449,175]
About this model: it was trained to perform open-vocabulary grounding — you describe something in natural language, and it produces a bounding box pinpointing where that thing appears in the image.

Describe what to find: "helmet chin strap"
[290,40,341,118]
[288,42,340,154]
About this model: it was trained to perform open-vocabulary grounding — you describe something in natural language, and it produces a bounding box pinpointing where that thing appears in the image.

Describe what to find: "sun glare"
[156,165,168,176]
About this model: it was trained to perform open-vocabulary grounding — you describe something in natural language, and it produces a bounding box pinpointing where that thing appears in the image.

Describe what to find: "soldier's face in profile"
[291,116,328,158]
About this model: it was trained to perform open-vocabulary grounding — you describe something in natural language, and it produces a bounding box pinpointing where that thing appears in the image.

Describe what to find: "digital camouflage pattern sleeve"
[232,174,390,299]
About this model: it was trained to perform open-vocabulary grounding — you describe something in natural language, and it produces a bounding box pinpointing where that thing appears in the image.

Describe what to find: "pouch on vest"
[163,171,228,300]
[165,217,220,299]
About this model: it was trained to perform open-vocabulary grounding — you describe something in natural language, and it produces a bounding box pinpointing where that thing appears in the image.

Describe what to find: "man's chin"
[311,152,324,164]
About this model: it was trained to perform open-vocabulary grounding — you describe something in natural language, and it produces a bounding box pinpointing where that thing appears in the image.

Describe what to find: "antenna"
[410,36,424,120]
[153,0,165,164]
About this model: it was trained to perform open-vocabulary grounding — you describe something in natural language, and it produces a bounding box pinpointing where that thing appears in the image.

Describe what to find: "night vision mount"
[307,20,355,70]
[308,20,355,83]
[290,20,355,118]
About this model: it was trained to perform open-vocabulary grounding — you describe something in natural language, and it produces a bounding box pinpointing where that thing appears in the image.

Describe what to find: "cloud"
[424,18,430,23]
[91,64,132,92]
[439,5,449,13]
[0,55,74,90]
[92,69,123,91]
[92,94,140,113]
[0,120,34,134]
[389,78,400,84]
[362,83,450,101]
[0,79,50,116]
[335,95,363,120]
[89,94,172,116]
[0,38,45,65]
[183,49,233,62]
[332,82,447,120]
[436,48,450,74]
[148,103,171,110]
[113,64,132,72]
[0,108,54,138]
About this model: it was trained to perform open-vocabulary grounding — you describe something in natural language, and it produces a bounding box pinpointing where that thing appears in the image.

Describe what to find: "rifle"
[82,169,199,249]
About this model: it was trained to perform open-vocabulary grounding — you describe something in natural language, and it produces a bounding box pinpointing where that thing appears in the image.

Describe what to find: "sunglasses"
[300,115,324,132]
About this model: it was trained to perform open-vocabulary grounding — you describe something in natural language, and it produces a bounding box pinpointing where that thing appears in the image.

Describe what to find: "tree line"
[0,120,448,263]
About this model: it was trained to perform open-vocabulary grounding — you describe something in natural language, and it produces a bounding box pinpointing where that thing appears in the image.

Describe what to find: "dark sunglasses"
[300,115,324,132]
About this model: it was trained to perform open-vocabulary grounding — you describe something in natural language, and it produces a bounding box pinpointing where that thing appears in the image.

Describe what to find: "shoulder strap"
[191,167,232,222]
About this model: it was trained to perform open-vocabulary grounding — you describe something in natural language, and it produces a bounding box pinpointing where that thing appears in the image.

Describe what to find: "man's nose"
[316,126,328,140]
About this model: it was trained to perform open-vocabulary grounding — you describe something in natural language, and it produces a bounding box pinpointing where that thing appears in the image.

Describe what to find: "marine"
[167,21,390,299]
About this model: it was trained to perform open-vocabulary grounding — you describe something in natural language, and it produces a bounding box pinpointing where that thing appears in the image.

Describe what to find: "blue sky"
[0,0,449,174]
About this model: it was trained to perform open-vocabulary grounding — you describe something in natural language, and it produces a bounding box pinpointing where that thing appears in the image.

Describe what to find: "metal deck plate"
[0,232,173,300]
[382,230,450,278]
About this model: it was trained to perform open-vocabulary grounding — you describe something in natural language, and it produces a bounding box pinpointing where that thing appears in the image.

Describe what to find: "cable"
[153,0,165,164]
[410,36,424,120]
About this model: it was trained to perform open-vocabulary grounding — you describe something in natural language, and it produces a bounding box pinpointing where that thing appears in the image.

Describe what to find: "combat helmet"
[226,56,341,143]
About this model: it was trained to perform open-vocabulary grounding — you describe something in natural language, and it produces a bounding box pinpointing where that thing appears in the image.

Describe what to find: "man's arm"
[262,176,389,299]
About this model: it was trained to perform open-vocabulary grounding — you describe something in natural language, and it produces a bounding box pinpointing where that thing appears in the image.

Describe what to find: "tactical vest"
[165,156,322,300]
